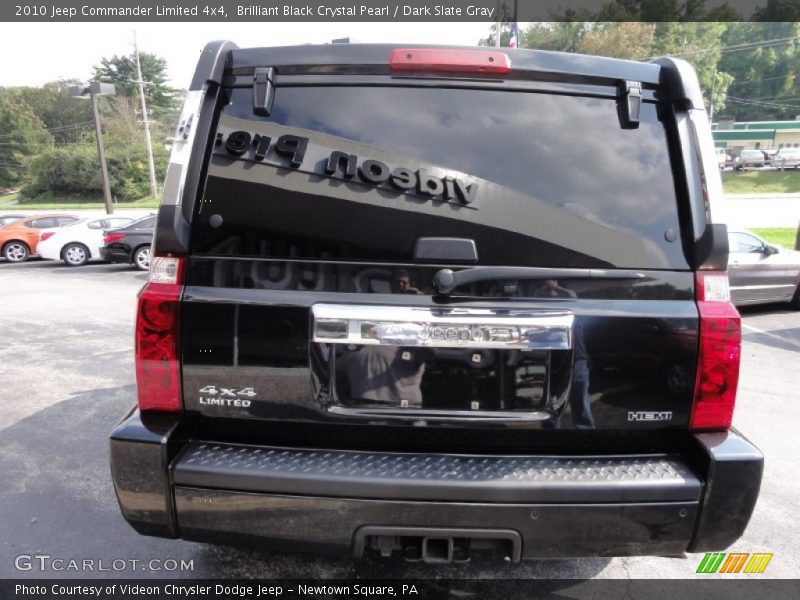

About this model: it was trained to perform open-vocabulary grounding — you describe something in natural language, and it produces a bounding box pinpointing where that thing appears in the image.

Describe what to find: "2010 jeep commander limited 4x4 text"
[110,42,762,563]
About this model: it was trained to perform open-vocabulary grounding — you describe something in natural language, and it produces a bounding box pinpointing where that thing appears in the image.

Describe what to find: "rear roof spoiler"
[228,43,662,87]
[189,43,704,112]
[190,40,239,91]
[651,57,705,110]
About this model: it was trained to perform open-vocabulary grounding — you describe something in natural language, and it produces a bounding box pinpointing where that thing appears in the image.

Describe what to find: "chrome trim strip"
[312,304,573,350]
[328,406,552,422]
[730,284,795,291]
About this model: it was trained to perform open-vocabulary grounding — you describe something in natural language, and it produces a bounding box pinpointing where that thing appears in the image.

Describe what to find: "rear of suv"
[110,42,762,562]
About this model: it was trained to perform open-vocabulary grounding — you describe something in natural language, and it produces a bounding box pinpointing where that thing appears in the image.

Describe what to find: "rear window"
[193,85,687,269]
[127,216,156,229]
[27,218,57,228]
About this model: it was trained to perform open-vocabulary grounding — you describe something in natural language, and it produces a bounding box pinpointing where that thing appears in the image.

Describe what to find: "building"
[712,119,800,151]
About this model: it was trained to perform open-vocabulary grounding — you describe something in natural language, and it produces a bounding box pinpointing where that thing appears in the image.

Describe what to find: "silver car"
[728,229,800,308]
[733,149,765,171]
[772,147,800,169]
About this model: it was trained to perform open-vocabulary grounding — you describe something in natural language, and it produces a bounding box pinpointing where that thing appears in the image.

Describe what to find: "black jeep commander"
[110,42,762,563]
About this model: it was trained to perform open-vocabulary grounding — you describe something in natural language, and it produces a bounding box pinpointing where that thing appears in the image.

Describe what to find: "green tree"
[578,22,656,60]
[0,95,52,188]
[591,0,737,21]
[481,22,589,52]
[22,97,169,202]
[595,0,685,21]
[93,52,178,116]
[522,22,588,52]
[754,0,800,21]
[718,22,800,120]
[13,81,94,144]
[651,22,733,116]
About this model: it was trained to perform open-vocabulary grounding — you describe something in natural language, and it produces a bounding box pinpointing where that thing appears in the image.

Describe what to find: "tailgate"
[180,67,698,438]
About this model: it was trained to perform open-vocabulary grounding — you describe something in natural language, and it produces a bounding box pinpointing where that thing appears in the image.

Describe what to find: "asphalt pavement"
[0,260,798,580]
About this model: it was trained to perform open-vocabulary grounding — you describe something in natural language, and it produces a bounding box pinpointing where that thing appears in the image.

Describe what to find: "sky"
[0,22,494,88]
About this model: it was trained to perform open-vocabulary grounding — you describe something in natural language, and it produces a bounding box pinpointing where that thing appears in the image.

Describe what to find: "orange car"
[1,214,80,262]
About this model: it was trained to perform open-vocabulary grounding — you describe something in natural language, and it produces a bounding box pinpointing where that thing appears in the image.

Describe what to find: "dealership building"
[713,120,800,151]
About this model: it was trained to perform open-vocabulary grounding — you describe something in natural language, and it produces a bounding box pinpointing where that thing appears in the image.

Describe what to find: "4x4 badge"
[198,385,256,408]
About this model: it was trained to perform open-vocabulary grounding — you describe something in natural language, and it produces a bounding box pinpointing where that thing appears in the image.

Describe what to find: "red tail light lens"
[40,231,55,242]
[135,256,184,413]
[389,48,511,76]
[104,233,125,244]
[690,272,741,431]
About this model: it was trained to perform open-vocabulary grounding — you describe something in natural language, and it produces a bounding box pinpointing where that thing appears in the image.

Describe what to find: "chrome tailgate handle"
[312,304,573,350]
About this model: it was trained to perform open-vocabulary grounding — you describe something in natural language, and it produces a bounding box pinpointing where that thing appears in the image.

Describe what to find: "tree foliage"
[578,22,655,60]
[0,94,53,188]
[718,22,800,121]
[481,20,799,121]
[92,52,179,117]
[11,81,94,144]
[0,48,178,201]
[22,97,169,202]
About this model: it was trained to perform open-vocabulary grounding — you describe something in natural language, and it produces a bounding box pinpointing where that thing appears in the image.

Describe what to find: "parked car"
[100,214,156,270]
[715,148,732,170]
[728,229,800,308]
[0,214,79,262]
[110,42,762,563]
[734,149,765,170]
[0,214,26,227]
[37,216,136,266]
[771,147,800,170]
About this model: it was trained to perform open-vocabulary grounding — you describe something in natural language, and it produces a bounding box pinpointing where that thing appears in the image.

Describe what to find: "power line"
[739,92,800,102]
[0,120,95,140]
[727,95,800,110]
[728,73,797,89]
[644,35,800,61]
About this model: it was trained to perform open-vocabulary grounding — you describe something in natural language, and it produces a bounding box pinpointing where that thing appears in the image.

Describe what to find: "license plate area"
[311,304,574,420]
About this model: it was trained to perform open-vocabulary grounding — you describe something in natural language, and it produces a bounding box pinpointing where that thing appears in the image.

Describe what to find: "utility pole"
[709,69,716,124]
[134,30,158,198]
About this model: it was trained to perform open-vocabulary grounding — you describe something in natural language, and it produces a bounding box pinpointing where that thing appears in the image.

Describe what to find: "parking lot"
[1,259,798,580]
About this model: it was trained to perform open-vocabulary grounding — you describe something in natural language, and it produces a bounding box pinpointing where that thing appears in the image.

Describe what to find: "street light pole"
[90,87,114,215]
[70,82,115,215]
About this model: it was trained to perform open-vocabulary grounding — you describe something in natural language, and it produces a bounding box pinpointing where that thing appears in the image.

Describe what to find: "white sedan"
[37,216,136,266]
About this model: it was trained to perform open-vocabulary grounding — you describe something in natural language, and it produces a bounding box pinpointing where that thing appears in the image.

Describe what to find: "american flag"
[508,22,519,48]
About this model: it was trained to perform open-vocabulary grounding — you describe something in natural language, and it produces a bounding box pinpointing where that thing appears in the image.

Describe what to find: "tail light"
[389,48,511,76]
[104,233,125,245]
[690,272,741,431]
[136,255,184,412]
[40,232,54,242]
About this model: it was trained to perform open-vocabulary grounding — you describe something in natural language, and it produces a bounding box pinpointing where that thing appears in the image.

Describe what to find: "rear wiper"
[432,267,646,295]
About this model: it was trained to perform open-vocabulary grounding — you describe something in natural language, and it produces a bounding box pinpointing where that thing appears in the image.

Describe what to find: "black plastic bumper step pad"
[172,442,701,503]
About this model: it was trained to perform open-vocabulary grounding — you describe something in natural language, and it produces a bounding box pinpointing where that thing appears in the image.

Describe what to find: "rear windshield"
[126,216,156,229]
[193,85,687,269]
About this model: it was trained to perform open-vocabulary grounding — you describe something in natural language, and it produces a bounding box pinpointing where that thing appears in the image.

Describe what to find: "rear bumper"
[35,244,59,261]
[100,246,130,264]
[110,409,763,559]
